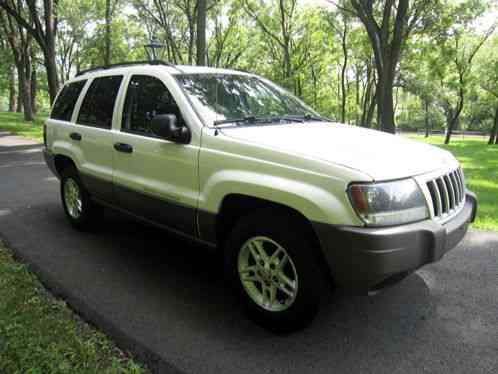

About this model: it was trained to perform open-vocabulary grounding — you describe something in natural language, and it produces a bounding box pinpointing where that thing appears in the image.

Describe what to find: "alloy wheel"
[237,236,299,312]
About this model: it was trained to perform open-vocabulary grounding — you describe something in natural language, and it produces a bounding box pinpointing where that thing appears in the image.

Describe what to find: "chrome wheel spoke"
[239,265,259,282]
[248,240,269,263]
[275,283,294,298]
[271,247,289,270]
[277,272,296,292]
[237,236,299,312]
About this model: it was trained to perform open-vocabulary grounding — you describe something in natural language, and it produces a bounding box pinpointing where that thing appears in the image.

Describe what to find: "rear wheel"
[224,208,327,332]
[60,166,100,231]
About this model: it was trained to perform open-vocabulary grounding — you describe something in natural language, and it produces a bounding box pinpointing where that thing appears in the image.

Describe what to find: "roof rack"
[75,60,184,77]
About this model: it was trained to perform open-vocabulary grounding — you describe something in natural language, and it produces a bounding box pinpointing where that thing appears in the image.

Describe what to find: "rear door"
[74,74,124,203]
[112,73,199,236]
[46,79,87,149]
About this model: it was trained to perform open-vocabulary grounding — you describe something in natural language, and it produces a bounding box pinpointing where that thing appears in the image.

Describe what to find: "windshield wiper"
[277,116,305,123]
[213,116,261,126]
[213,115,294,126]
[301,113,329,122]
[212,114,326,127]
[279,114,328,123]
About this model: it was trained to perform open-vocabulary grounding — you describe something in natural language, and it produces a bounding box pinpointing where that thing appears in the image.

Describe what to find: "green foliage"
[0,0,496,131]
[0,240,148,373]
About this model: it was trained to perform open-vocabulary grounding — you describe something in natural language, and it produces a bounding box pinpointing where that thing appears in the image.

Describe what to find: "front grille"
[426,167,465,220]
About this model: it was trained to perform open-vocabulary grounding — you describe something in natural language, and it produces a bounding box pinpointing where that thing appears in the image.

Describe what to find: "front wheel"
[224,209,327,332]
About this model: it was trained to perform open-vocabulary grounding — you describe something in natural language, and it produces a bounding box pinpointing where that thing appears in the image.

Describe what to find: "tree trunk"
[16,51,33,122]
[15,64,33,121]
[310,64,318,108]
[365,89,377,128]
[17,79,23,113]
[489,104,498,145]
[355,65,360,125]
[376,70,396,133]
[104,0,112,66]
[8,65,16,112]
[424,100,430,137]
[340,21,348,123]
[31,65,37,114]
[196,0,207,66]
[44,45,59,105]
[444,99,464,145]
[44,0,60,104]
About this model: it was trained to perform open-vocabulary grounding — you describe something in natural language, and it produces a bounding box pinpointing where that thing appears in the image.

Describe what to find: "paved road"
[1,132,497,374]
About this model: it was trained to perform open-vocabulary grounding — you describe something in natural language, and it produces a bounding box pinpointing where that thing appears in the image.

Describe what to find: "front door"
[112,74,199,236]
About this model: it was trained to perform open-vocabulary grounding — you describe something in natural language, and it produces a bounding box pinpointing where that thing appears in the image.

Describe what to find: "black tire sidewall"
[60,167,94,230]
[224,210,324,332]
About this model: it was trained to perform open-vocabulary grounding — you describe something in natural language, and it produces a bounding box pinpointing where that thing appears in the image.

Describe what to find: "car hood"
[220,122,457,181]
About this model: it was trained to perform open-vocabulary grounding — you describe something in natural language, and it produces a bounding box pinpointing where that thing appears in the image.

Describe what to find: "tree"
[243,0,316,95]
[0,7,34,121]
[326,9,350,123]
[435,0,496,144]
[0,0,59,104]
[104,0,119,66]
[8,64,16,112]
[196,0,207,65]
[479,36,498,144]
[208,1,248,68]
[56,0,95,80]
[134,0,215,65]
[0,30,17,112]
[343,0,436,133]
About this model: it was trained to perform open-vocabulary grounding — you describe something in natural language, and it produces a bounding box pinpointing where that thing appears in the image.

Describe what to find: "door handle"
[114,142,133,154]
[70,132,82,141]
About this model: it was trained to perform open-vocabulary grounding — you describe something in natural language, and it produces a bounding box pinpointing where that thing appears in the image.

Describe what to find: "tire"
[224,208,327,332]
[60,166,101,231]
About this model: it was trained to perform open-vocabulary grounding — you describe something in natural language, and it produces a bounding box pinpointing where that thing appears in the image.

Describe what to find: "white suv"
[43,61,477,331]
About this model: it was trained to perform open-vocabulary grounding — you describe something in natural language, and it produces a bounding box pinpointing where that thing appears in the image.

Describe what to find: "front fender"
[199,169,360,226]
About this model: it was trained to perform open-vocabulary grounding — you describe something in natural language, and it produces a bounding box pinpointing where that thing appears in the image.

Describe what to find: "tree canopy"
[0,0,497,144]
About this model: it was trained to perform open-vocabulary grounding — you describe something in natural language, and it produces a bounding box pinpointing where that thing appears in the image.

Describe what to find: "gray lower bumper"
[313,192,477,293]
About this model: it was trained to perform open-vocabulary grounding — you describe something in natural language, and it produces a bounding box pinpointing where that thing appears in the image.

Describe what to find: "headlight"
[348,179,429,226]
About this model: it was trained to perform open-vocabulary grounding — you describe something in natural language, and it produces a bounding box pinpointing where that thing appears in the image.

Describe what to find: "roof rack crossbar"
[76,60,184,76]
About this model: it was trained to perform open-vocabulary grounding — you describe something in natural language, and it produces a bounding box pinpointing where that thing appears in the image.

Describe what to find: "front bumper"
[314,191,477,293]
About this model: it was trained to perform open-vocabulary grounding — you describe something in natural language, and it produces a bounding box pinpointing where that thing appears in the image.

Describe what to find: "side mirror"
[151,114,191,144]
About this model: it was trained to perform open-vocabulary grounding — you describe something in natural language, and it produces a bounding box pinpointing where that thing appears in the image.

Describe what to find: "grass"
[0,240,148,374]
[409,134,498,232]
[0,112,496,231]
[0,111,46,142]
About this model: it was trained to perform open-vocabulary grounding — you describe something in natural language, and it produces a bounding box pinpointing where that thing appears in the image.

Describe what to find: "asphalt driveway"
[0,132,497,374]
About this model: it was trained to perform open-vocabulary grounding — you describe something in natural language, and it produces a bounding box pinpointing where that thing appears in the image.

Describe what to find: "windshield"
[175,74,322,126]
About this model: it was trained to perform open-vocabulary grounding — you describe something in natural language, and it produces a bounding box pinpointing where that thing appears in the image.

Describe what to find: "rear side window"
[77,75,123,129]
[121,75,185,136]
[50,80,86,121]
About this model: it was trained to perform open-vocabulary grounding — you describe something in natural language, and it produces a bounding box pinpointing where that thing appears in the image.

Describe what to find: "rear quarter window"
[77,75,123,129]
[50,80,87,121]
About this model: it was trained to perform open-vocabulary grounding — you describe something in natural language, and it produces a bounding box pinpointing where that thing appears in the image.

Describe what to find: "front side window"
[121,75,185,136]
[176,74,320,126]
[77,75,123,129]
[51,80,86,121]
